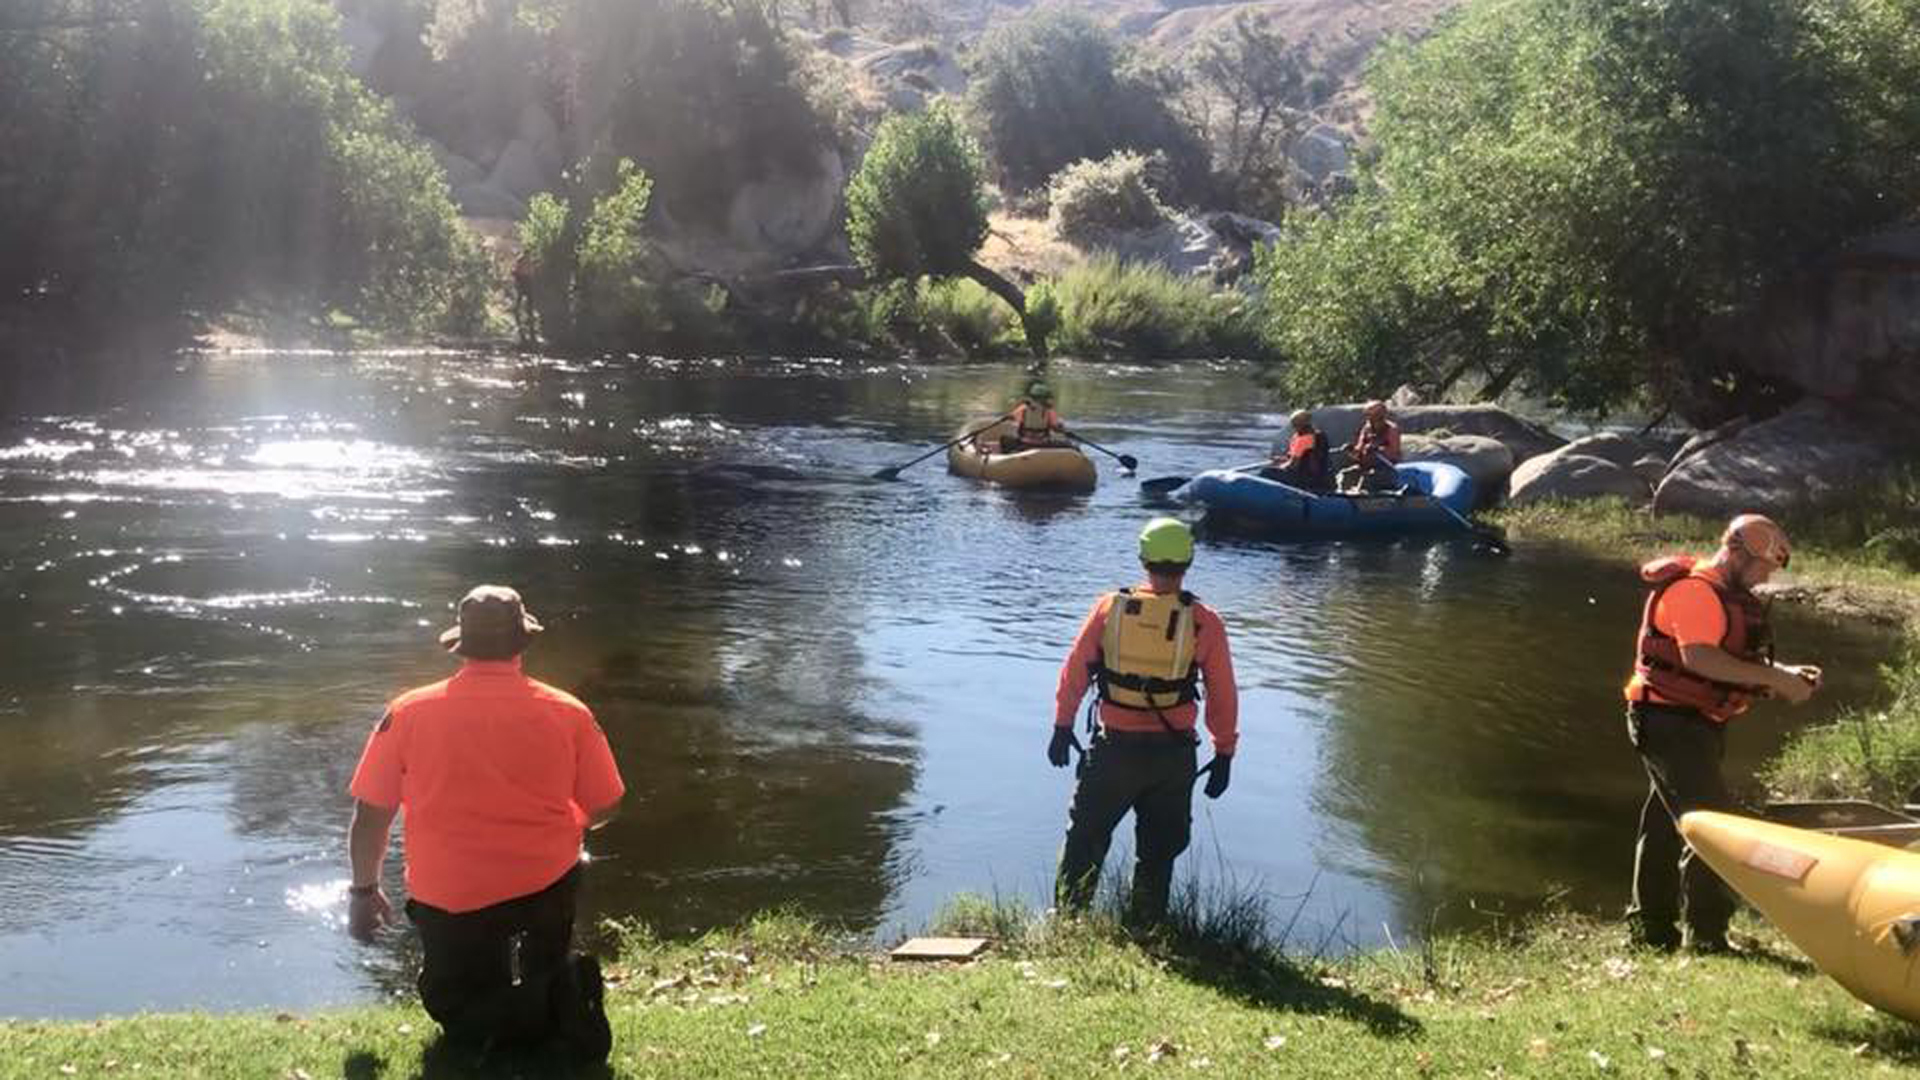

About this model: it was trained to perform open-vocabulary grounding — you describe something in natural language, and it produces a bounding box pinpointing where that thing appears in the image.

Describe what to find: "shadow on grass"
[344,1037,615,1080]
[1811,1014,1920,1066]
[1143,880,1421,1038]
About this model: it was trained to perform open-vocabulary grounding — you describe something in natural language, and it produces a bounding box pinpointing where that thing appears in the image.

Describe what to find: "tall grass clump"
[1038,257,1263,360]
[1766,641,1920,804]
[916,278,1023,357]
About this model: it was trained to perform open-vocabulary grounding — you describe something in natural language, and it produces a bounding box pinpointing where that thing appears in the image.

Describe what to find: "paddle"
[1140,458,1271,498]
[1385,462,1511,555]
[872,413,1013,481]
[1064,431,1137,474]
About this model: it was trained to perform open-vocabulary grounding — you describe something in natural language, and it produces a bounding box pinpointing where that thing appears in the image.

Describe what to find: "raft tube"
[1169,460,1475,535]
[947,419,1097,493]
[1680,809,1920,1024]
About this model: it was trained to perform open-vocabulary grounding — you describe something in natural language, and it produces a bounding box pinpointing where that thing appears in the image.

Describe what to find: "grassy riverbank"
[7,904,1920,1078]
[1490,498,1920,803]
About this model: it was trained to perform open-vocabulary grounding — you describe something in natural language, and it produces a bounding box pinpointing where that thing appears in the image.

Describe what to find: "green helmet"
[1139,517,1194,566]
[1027,382,1053,402]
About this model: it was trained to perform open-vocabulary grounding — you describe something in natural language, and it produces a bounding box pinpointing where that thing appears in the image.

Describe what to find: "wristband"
[348,882,380,898]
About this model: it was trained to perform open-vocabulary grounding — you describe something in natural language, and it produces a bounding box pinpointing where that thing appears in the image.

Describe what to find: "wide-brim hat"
[438,584,543,655]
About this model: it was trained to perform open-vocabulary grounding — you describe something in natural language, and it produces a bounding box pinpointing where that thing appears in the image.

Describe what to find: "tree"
[1,0,485,343]
[1183,10,1326,219]
[1257,0,1920,418]
[847,103,1042,353]
[965,9,1206,199]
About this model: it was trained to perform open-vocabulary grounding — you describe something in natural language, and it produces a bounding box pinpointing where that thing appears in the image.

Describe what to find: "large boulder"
[1290,124,1352,185]
[1705,225,1920,416]
[1401,434,1515,505]
[856,42,966,95]
[1555,432,1675,471]
[1509,452,1652,506]
[1653,399,1902,517]
[485,137,555,201]
[452,182,528,221]
[726,147,846,256]
[1313,403,1565,463]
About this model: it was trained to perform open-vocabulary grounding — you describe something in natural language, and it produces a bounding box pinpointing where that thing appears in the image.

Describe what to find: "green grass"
[1765,640,1920,803]
[1035,257,1265,361]
[9,906,1920,1078]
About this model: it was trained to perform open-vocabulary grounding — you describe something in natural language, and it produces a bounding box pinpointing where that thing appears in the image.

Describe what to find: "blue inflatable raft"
[1170,460,1478,536]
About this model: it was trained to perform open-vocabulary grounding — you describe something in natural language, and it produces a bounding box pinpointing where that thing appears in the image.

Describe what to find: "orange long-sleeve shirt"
[1054,590,1239,755]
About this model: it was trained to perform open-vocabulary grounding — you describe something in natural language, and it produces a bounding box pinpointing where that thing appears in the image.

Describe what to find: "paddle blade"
[872,466,903,481]
[1139,476,1190,497]
[1119,454,1139,473]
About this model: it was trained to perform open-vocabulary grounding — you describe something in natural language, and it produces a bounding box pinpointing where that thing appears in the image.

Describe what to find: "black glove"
[1202,755,1232,799]
[1047,726,1076,768]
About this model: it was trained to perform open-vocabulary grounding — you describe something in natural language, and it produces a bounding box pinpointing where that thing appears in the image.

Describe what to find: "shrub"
[1047,151,1170,244]
[966,8,1207,198]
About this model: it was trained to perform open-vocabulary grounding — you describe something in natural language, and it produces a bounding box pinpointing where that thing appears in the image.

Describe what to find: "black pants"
[407,865,605,1058]
[1056,731,1198,925]
[1625,703,1738,946]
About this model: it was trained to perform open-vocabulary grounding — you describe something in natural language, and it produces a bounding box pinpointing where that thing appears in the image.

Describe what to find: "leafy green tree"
[965,9,1206,199]
[1,0,486,342]
[847,103,1043,353]
[1258,0,1920,419]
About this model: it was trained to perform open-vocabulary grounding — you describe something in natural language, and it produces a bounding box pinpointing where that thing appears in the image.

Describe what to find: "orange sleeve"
[347,707,404,810]
[1657,578,1728,647]
[1195,607,1239,756]
[1055,597,1111,726]
[571,706,625,816]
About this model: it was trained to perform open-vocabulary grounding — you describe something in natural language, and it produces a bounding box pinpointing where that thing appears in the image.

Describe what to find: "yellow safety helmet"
[1139,517,1194,566]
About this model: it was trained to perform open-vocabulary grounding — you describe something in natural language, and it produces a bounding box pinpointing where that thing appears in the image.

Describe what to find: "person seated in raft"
[1000,382,1068,452]
[345,585,625,1067]
[1336,400,1402,493]
[1263,409,1331,490]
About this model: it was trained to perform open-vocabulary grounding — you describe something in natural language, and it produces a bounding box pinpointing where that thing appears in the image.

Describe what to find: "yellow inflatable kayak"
[1680,810,1920,1023]
[946,419,1097,493]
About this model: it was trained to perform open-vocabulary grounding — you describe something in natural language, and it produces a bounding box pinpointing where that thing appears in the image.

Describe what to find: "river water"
[0,352,1896,1018]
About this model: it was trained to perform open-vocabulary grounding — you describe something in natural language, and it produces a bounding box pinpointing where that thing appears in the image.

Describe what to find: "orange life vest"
[1015,402,1059,442]
[1630,555,1773,720]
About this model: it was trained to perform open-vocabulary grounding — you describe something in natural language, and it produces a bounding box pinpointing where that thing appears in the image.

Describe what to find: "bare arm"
[348,799,399,887]
[1678,643,1814,700]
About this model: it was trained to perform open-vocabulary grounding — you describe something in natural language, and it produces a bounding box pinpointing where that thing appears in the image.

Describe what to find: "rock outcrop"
[1509,453,1651,506]
[1400,434,1514,505]
[1313,403,1565,464]
[1653,399,1902,517]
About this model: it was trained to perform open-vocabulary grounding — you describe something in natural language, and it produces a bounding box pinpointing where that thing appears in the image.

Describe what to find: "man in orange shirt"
[1049,517,1238,926]
[1622,515,1821,952]
[346,585,625,1064]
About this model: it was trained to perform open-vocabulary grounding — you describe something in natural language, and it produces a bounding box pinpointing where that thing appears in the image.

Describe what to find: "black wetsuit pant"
[1624,703,1738,947]
[406,864,608,1061]
[1056,730,1199,925]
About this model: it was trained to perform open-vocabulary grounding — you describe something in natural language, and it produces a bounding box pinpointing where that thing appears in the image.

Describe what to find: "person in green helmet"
[1048,517,1240,926]
[1004,382,1068,452]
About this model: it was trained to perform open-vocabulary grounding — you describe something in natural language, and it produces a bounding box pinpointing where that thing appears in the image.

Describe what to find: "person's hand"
[1202,755,1232,799]
[1768,666,1815,705]
[348,887,393,942]
[1787,664,1823,690]
[1047,726,1076,768]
